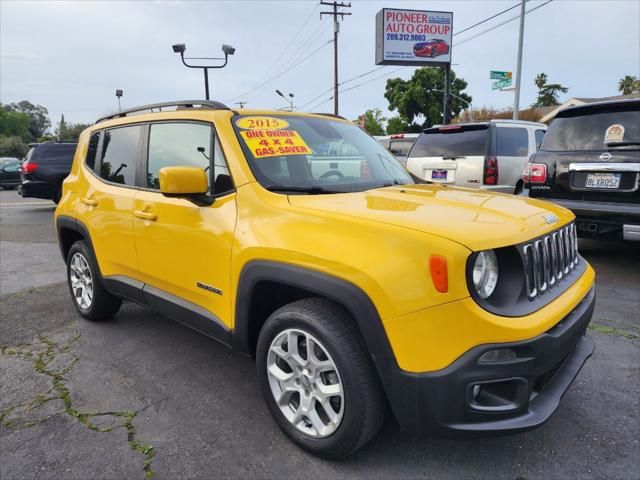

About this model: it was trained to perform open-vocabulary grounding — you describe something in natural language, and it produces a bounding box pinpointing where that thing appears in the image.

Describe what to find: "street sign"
[490,70,512,80]
[492,78,513,90]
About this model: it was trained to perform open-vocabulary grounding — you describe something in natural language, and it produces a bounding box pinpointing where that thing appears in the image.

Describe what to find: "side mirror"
[159,167,211,204]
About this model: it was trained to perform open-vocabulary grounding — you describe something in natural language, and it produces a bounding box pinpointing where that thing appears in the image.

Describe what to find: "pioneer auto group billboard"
[375,8,453,66]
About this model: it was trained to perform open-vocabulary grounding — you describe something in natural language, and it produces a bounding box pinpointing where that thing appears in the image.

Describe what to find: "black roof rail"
[96,100,230,124]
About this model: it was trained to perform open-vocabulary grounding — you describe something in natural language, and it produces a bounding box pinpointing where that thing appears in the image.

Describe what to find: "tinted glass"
[535,129,545,150]
[409,126,488,158]
[212,137,234,194]
[86,133,100,170]
[99,126,141,186]
[233,115,413,193]
[389,138,415,157]
[542,107,640,151]
[147,123,211,189]
[34,144,77,164]
[496,127,529,156]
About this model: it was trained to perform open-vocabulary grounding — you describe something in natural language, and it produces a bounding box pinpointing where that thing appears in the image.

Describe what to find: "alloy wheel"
[266,328,344,438]
[69,252,93,309]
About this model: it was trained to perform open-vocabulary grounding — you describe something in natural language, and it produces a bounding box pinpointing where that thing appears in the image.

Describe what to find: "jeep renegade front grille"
[523,223,578,299]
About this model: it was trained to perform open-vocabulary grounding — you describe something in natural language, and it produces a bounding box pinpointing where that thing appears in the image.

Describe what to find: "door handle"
[134,210,158,221]
[80,197,98,207]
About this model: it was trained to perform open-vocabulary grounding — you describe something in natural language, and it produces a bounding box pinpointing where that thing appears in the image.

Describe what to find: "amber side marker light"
[429,255,448,293]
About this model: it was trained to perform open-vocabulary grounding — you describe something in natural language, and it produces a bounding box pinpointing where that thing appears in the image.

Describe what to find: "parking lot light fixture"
[171,42,235,100]
[276,90,295,112]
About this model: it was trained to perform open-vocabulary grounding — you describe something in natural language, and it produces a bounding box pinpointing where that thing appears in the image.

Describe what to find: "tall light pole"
[115,89,123,111]
[172,43,236,100]
[513,0,526,120]
[276,90,295,111]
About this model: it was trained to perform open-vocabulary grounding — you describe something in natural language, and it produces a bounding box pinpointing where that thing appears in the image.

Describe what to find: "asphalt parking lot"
[0,188,638,480]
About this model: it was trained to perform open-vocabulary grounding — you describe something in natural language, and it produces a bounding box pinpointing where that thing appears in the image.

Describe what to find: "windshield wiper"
[264,185,342,194]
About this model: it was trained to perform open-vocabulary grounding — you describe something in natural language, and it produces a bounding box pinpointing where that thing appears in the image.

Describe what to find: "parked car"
[524,99,639,241]
[406,120,546,194]
[413,39,449,58]
[0,157,22,189]
[375,133,419,166]
[19,142,77,203]
[55,101,595,458]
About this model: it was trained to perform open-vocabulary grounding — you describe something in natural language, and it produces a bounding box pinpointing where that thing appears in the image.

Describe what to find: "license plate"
[432,169,447,180]
[585,173,621,189]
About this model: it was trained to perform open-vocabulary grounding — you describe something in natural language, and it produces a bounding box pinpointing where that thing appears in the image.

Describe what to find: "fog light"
[472,384,481,400]
[478,348,517,363]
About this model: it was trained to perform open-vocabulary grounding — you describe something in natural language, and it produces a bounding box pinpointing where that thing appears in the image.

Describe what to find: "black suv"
[524,99,639,241]
[19,142,77,203]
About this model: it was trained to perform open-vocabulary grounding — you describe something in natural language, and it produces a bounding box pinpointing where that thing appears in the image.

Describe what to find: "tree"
[56,114,91,142]
[455,106,543,123]
[0,136,29,158]
[532,73,569,107]
[618,75,640,95]
[0,106,30,140]
[386,116,411,135]
[6,101,51,140]
[355,109,386,135]
[384,67,472,130]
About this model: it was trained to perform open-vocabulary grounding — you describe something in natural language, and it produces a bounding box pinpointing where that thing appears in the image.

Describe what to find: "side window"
[99,126,142,186]
[147,123,211,190]
[496,127,529,156]
[535,129,545,150]
[85,132,100,170]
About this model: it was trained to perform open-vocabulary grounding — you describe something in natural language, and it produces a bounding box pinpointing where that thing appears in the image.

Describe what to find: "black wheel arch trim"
[56,215,98,267]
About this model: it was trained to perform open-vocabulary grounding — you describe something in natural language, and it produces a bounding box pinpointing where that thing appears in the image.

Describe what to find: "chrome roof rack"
[96,100,230,123]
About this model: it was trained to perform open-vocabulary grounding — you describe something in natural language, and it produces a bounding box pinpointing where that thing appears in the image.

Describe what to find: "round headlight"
[472,250,499,299]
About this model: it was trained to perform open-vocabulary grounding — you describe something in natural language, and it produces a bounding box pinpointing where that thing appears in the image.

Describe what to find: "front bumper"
[380,287,595,436]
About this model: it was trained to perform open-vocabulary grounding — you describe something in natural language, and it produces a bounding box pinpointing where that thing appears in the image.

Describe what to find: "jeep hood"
[287,184,574,251]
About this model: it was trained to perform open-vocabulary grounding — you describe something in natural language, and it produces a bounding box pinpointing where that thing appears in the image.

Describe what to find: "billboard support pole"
[443,63,451,125]
[513,0,526,120]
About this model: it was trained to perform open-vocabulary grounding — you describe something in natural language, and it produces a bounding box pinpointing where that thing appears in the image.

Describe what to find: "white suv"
[405,120,546,194]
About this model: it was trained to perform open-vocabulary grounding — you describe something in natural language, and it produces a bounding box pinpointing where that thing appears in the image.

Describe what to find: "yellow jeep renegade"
[55,101,596,458]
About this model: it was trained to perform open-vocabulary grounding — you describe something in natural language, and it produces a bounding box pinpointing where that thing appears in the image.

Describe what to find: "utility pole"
[513,0,526,120]
[235,101,247,109]
[321,1,351,115]
[443,65,452,125]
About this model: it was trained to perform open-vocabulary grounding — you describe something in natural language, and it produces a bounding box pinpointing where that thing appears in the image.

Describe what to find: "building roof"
[539,93,640,123]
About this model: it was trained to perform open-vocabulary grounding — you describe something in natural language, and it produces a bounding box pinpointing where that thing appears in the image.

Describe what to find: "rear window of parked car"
[98,125,142,186]
[409,125,489,158]
[541,105,640,151]
[495,127,529,156]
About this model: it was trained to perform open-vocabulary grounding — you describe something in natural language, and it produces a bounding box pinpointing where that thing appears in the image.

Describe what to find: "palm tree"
[618,75,639,95]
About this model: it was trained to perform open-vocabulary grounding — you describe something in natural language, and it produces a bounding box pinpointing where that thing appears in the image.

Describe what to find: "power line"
[298,0,555,111]
[320,0,352,115]
[453,1,523,37]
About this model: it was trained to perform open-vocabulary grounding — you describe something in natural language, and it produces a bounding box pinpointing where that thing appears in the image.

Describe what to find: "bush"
[0,136,30,158]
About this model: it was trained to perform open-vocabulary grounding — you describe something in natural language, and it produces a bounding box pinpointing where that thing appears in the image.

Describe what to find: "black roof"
[556,98,639,118]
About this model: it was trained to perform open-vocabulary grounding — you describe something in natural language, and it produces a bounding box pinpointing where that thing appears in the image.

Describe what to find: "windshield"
[408,125,489,158]
[233,114,413,193]
[542,106,640,151]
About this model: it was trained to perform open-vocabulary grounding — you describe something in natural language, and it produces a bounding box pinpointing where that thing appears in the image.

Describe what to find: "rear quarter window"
[495,127,529,156]
[98,125,142,186]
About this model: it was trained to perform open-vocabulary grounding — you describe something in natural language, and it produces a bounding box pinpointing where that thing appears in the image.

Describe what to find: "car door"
[132,121,237,329]
[77,126,141,279]
[494,125,530,190]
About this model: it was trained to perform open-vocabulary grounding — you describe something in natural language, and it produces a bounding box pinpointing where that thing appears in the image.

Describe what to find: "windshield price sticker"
[236,116,289,130]
[240,129,312,158]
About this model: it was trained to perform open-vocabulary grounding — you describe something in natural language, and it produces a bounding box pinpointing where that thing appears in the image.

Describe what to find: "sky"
[1,0,639,131]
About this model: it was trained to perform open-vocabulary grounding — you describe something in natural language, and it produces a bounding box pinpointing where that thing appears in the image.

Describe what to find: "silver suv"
[406,120,546,194]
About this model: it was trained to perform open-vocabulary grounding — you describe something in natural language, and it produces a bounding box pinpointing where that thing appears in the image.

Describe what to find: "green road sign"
[492,78,513,90]
[490,71,512,80]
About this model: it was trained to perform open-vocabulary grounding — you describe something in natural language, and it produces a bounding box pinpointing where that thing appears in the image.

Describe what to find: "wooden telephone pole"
[320,1,351,115]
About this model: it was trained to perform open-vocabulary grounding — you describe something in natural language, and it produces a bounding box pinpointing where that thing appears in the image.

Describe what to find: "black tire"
[2,186,17,190]
[66,240,122,321]
[256,298,386,458]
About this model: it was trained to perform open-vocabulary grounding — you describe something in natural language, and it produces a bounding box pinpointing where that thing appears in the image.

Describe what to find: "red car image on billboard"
[413,39,450,58]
